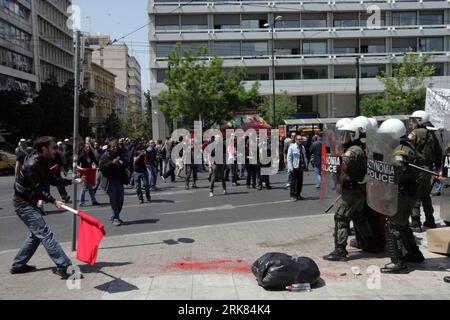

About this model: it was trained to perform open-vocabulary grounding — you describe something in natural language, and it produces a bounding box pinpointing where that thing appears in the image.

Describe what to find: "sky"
[73,0,150,92]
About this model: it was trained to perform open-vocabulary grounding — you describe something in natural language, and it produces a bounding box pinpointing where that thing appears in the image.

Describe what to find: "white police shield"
[366,127,400,217]
[440,126,450,225]
[320,126,344,202]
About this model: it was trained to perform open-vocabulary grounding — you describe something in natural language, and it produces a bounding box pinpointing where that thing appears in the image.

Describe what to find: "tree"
[159,44,260,130]
[104,111,122,138]
[0,89,43,140]
[361,54,435,116]
[121,109,153,140]
[259,91,298,126]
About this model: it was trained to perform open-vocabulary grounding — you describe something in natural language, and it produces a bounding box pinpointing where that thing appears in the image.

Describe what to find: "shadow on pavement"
[94,270,139,294]
[121,219,160,226]
[80,261,132,274]
[150,199,175,204]
[100,238,195,250]
[407,257,450,272]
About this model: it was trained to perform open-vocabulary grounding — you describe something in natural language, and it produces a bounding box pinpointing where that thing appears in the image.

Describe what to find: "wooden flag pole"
[61,205,78,216]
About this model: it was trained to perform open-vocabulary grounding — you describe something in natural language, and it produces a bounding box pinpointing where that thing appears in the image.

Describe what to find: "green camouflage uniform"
[408,127,437,222]
[334,144,375,251]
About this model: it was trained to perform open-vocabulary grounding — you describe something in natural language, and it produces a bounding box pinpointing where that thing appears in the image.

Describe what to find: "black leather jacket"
[14,153,72,204]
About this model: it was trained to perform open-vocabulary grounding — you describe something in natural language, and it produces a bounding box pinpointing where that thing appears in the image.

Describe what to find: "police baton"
[407,163,440,177]
[325,195,342,214]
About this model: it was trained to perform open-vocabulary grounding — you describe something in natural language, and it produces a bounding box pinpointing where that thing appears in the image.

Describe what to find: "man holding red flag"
[11,136,85,279]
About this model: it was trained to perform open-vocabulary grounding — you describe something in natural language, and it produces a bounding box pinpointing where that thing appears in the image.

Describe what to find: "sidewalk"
[0,207,449,300]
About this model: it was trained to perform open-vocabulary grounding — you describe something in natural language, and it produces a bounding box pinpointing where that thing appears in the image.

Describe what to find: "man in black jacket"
[11,136,84,279]
[99,140,129,226]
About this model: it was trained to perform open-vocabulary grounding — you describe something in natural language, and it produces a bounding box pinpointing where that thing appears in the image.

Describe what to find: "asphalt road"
[0,170,332,251]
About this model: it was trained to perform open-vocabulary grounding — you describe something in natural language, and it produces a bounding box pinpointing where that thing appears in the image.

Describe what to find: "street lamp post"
[265,16,282,129]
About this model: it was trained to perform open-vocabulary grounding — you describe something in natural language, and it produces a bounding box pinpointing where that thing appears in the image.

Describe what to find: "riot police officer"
[408,111,443,232]
[323,122,377,261]
[377,119,425,274]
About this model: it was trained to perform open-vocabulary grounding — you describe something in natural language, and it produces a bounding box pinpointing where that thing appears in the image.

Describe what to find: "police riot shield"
[320,125,344,203]
[366,126,400,217]
[440,121,450,225]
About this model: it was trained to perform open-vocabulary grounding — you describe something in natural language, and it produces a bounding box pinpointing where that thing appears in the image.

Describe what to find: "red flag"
[77,168,97,187]
[76,211,105,265]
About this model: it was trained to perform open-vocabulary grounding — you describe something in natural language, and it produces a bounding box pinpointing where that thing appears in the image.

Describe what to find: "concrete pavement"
[0,204,449,300]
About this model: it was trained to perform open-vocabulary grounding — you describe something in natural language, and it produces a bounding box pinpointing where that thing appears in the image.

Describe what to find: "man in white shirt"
[287,135,308,201]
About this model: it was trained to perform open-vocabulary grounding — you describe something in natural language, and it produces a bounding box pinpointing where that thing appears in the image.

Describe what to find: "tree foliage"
[0,77,94,140]
[159,44,260,130]
[361,54,435,116]
[259,91,298,126]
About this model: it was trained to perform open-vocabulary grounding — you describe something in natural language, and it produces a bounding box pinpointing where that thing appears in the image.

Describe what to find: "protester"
[146,140,159,191]
[284,132,296,189]
[99,140,129,226]
[310,133,323,189]
[78,143,100,207]
[133,143,151,204]
[11,136,84,279]
[287,134,308,201]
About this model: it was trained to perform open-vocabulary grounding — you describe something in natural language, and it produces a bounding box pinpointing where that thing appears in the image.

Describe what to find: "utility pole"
[265,16,282,129]
[72,30,82,252]
[356,56,361,116]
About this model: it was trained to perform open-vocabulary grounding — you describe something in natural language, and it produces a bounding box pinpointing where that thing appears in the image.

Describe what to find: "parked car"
[0,151,16,174]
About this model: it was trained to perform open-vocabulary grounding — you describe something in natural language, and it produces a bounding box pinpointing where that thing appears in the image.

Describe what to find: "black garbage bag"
[251,253,321,290]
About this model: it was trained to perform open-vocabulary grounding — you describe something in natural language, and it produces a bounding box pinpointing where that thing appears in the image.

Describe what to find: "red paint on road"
[164,259,251,273]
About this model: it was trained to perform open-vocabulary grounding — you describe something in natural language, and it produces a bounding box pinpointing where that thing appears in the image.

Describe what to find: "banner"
[425,88,450,129]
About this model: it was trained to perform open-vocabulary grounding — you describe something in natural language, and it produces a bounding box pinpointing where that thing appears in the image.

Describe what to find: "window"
[392,12,417,26]
[302,66,328,80]
[214,41,240,56]
[241,14,267,29]
[301,13,327,28]
[242,42,268,56]
[302,41,327,55]
[276,13,300,28]
[276,67,301,80]
[181,15,207,30]
[214,14,240,30]
[157,69,167,82]
[155,42,177,57]
[334,65,355,79]
[334,39,358,54]
[419,38,444,52]
[334,13,359,28]
[360,39,385,54]
[361,65,385,78]
[419,11,443,25]
[155,15,179,31]
[429,63,444,76]
[297,96,314,113]
[275,40,300,56]
[392,38,417,53]
[181,42,208,55]
[245,67,269,81]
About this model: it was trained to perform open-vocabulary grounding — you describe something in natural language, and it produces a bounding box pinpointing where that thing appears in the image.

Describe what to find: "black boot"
[323,247,349,261]
[409,217,422,233]
[400,228,425,263]
[423,215,436,229]
[381,220,409,274]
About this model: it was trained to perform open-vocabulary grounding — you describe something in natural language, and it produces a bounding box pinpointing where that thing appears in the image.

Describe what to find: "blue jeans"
[133,171,150,201]
[80,181,98,205]
[147,165,157,188]
[12,203,72,269]
[107,179,125,220]
[314,166,321,188]
[287,169,293,185]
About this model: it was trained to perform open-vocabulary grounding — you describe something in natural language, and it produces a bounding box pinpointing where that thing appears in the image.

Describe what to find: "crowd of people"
[8,109,449,279]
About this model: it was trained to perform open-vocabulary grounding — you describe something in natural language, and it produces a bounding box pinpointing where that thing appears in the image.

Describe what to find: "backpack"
[424,130,443,167]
